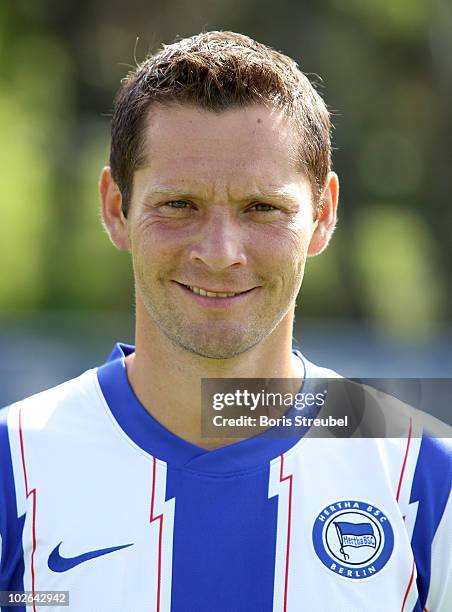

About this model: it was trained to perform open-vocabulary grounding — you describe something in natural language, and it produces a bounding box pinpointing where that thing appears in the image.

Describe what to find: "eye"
[165,200,191,209]
[248,203,278,212]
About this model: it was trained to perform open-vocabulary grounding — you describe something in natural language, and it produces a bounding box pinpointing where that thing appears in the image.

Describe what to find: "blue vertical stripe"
[0,406,26,612]
[409,434,452,609]
[166,466,277,612]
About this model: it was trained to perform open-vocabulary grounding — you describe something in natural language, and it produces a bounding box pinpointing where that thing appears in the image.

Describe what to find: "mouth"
[174,282,256,301]
[186,285,249,298]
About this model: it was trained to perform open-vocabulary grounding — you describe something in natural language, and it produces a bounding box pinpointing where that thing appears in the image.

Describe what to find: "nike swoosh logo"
[48,541,134,572]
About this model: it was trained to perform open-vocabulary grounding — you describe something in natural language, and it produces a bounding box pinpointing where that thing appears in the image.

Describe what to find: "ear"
[99,166,131,251]
[307,171,339,257]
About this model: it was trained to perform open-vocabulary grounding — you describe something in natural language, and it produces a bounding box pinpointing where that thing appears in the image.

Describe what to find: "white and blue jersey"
[0,343,451,611]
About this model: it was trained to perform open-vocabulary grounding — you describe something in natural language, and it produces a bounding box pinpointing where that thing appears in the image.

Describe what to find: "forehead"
[136,104,304,196]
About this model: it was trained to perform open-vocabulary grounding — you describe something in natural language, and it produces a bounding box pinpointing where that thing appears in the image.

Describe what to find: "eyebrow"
[144,186,301,205]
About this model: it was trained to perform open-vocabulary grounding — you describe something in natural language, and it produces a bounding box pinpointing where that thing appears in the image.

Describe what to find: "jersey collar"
[96,342,322,474]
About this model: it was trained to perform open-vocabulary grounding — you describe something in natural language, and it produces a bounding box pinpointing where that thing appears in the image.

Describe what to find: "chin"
[168,327,269,360]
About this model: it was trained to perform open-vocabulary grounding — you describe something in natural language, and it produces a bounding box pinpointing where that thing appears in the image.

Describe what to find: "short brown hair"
[109,31,332,216]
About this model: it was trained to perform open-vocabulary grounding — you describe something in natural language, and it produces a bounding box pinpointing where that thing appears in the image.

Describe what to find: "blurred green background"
[1,0,451,402]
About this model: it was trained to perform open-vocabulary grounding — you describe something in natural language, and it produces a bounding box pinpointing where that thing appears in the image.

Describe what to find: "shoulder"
[0,368,104,453]
[363,382,452,443]
[0,368,104,517]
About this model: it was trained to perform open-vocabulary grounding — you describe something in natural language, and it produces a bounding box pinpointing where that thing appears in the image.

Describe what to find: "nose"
[189,209,247,271]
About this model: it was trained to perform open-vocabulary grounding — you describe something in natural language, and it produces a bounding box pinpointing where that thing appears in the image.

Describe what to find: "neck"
[126,304,302,449]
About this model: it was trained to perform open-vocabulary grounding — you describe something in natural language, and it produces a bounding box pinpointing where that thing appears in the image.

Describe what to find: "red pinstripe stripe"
[396,417,413,503]
[18,406,37,612]
[401,559,415,611]
[279,454,293,612]
[150,456,163,612]
[396,418,416,610]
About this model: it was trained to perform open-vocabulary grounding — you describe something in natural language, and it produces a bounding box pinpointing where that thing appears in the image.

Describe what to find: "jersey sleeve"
[410,430,452,611]
[426,487,452,611]
[0,405,25,591]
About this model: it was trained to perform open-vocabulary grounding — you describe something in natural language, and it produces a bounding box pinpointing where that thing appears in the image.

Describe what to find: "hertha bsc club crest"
[312,500,394,579]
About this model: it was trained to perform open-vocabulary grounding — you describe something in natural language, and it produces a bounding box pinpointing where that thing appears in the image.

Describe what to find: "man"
[0,31,450,611]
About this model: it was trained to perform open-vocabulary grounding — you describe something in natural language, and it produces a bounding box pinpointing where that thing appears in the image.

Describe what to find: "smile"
[175,282,255,300]
[188,286,240,298]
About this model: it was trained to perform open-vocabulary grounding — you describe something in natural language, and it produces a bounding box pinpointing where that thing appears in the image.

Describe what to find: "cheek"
[248,224,311,270]
[131,219,188,265]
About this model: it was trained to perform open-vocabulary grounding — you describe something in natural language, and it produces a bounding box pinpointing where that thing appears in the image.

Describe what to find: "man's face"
[123,104,322,359]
